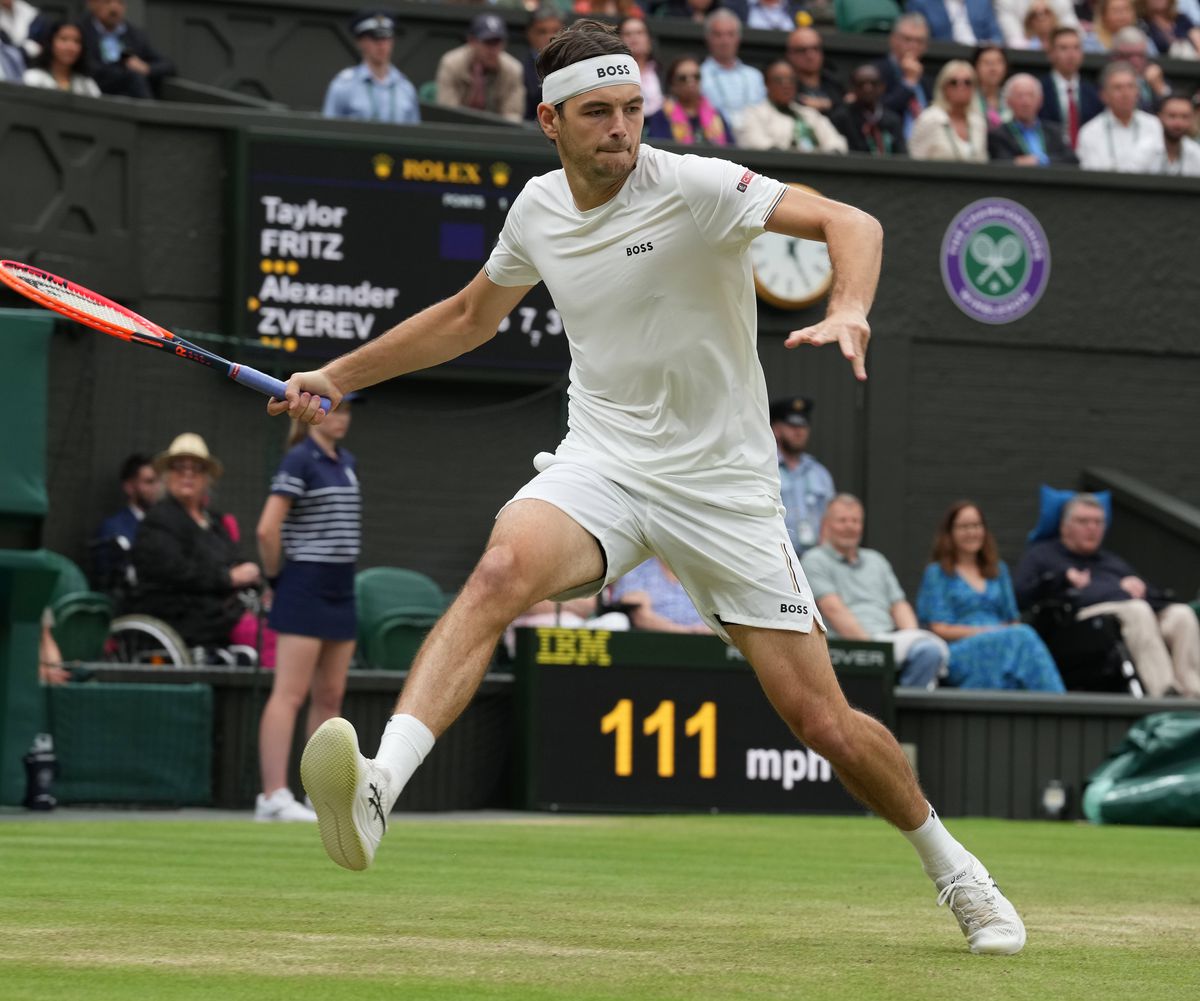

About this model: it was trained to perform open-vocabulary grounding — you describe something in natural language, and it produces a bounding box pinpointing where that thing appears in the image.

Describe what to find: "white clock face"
[750,231,833,309]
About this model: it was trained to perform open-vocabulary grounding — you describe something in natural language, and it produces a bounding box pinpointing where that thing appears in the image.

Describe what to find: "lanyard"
[365,74,397,122]
[1007,120,1045,156]
[1104,112,1140,166]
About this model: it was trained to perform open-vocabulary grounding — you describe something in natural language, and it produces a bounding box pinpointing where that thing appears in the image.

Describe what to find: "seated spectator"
[1039,27,1103,149]
[650,0,719,21]
[1084,0,1139,49]
[79,0,173,99]
[0,27,24,81]
[1110,27,1173,110]
[523,6,564,120]
[646,55,734,145]
[699,9,765,131]
[620,16,664,117]
[908,0,1004,46]
[974,44,1009,129]
[877,14,936,141]
[988,73,1080,163]
[1014,493,1200,697]
[802,494,950,689]
[997,0,1078,48]
[785,26,844,116]
[771,395,835,557]
[723,0,804,30]
[435,12,525,123]
[322,10,418,124]
[736,59,848,152]
[1156,92,1200,172]
[574,0,646,15]
[910,60,989,162]
[1018,1,1062,49]
[916,501,1065,692]
[611,558,713,634]
[0,0,40,61]
[92,452,161,586]
[130,433,263,650]
[830,64,908,155]
[1076,60,1165,169]
[1139,0,1200,56]
[23,20,99,95]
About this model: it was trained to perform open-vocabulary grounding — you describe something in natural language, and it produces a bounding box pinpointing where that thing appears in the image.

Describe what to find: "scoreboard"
[512,628,895,813]
[235,133,569,371]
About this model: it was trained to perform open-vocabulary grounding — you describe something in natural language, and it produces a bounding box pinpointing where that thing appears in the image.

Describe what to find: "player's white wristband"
[541,54,642,107]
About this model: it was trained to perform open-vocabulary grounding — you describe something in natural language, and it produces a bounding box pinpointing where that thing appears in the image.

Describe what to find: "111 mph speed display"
[238,136,569,372]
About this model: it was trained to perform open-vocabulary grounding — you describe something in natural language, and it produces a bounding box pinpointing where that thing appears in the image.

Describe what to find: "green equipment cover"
[1082,712,1200,826]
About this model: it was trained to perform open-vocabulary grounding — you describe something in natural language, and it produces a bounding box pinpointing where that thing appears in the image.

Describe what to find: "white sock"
[374,714,435,803]
[901,805,971,883]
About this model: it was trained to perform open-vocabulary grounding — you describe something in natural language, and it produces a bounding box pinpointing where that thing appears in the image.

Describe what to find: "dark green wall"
[2,84,1198,599]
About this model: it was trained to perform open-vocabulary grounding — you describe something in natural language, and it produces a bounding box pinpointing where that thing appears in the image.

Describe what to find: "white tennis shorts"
[503,459,823,643]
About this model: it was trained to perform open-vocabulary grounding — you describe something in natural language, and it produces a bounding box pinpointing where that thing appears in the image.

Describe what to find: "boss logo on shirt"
[596,64,632,79]
[737,169,756,193]
[780,602,810,615]
[626,240,654,256]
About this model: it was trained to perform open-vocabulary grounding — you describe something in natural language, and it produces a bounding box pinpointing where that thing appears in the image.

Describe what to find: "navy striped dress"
[266,440,362,640]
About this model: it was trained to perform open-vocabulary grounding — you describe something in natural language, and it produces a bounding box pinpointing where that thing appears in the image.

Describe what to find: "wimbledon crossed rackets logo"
[940,198,1050,325]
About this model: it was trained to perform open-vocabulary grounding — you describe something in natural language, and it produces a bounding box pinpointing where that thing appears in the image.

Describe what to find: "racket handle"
[229,364,332,412]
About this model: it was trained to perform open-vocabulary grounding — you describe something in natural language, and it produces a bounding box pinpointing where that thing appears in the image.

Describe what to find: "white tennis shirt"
[485,144,788,514]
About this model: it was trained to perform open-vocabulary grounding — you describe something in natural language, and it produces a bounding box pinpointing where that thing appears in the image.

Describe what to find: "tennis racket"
[0,260,330,411]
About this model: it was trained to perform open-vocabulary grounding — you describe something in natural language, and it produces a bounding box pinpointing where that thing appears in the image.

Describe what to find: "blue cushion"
[1027,485,1112,542]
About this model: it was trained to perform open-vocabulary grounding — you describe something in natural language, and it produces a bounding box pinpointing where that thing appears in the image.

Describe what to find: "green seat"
[418,80,437,103]
[834,0,901,33]
[42,550,90,606]
[355,567,447,670]
[50,591,115,662]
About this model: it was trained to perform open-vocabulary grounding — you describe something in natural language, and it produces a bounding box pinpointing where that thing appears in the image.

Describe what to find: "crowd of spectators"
[4,1,1198,174]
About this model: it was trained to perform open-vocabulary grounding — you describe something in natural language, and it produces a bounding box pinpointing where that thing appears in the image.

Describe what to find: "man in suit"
[80,0,174,99]
[988,74,1079,165]
[877,13,936,141]
[831,63,908,155]
[1038,26,1102,149]
[906,0,1003,46]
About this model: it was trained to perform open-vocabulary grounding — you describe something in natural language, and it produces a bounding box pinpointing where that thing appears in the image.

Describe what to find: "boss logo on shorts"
[596,64,632,79]
[626,240,654,256]
[780,602,810,615]
[736,169,756,193]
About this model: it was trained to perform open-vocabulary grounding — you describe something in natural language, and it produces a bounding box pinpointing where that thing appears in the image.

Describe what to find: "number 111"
[600,700,717,779]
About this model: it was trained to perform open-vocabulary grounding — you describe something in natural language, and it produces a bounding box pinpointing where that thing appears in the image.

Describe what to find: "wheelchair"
[1026,594,1145,697]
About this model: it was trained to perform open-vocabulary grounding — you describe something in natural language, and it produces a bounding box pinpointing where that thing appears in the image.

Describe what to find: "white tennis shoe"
[254,786,317,822]
[936,854,1027,955]
[300,717,394,871]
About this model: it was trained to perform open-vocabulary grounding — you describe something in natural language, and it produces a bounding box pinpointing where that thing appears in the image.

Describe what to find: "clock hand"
[785,240,799,263]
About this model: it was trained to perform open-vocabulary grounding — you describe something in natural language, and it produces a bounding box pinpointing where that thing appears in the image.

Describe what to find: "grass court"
[1,813,1195,1001]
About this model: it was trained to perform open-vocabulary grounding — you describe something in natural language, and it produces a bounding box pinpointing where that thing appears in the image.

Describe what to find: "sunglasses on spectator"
[945,78,974,87]
[168,460,206,475]
[788,45,821,54]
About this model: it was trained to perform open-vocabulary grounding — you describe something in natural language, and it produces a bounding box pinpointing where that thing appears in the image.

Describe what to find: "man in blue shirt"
[699,8,765,131]
[771,395,834,556]
[323,10,420,125]
[92,453,162,587]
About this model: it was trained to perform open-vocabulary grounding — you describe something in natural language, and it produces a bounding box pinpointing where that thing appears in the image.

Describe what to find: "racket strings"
[2,265,148,336]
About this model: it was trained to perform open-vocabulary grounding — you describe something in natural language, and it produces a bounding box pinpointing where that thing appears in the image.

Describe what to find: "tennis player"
[272,20,1026,956]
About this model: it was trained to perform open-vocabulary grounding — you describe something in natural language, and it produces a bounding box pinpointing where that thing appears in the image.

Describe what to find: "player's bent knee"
[464,545,546,619]
[793,709,870,770]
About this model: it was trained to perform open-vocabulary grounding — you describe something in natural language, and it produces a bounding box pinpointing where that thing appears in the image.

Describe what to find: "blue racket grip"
[229,364,332,412]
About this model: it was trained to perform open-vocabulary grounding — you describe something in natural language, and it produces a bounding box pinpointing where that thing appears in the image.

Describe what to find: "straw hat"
[154,432,224,478]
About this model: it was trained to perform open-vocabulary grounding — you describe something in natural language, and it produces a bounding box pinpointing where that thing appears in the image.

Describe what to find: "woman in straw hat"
[130,433,262,649]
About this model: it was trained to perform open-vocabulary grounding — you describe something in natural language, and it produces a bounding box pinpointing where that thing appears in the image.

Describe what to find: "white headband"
[541,54,642,107]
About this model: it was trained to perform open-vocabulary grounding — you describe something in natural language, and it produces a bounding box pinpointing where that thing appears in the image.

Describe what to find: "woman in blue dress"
[917,501,1065,692]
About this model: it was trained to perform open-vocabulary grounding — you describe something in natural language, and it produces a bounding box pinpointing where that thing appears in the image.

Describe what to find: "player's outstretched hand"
[784,311,870,382]
[266,370,344,423]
